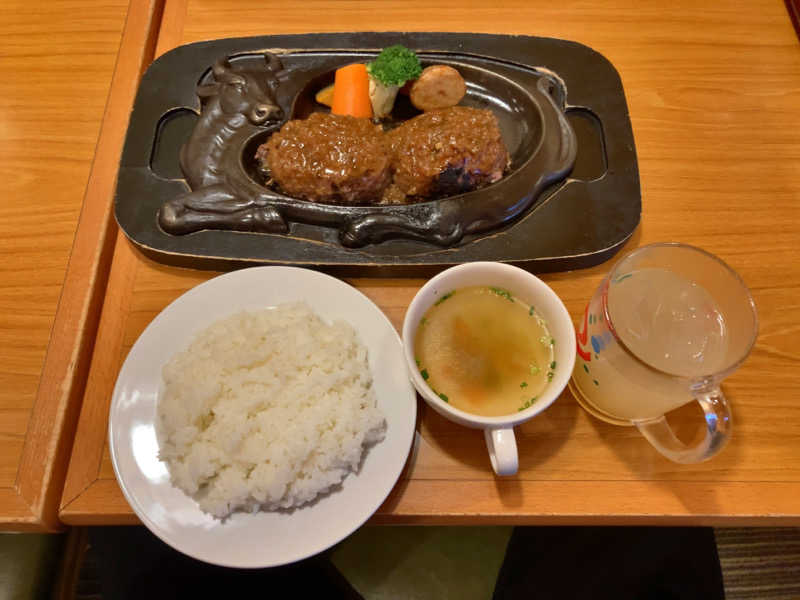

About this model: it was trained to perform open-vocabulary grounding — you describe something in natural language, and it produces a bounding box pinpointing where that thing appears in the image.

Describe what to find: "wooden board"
[60,0,800,526]
[0,0,161,531]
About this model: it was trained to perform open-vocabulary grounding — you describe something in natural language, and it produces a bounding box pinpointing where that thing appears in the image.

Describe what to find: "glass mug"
[569,243,758,463]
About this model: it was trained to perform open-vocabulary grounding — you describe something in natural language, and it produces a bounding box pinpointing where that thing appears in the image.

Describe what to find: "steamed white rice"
[156,302,386,518]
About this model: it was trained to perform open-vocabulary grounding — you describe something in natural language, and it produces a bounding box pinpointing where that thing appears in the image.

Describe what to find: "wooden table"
[59,0,800,526]
[0,0,163,531]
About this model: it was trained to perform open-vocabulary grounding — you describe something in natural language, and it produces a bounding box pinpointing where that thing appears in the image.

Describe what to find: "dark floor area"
[82,526,724,600]
[3,526,800,599]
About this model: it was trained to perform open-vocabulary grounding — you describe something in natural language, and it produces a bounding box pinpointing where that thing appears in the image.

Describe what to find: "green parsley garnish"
[434,291,455,306]
[367,45,422,87]
[489,287,513,301]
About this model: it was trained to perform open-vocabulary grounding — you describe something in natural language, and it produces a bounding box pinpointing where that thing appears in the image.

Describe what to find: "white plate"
[109,266,417,568]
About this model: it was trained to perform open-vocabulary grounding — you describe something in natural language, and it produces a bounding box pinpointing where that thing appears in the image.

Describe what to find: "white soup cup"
[401,262,576,475]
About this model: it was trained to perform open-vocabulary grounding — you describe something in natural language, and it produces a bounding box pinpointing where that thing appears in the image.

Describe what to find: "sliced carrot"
[331,63,373,118]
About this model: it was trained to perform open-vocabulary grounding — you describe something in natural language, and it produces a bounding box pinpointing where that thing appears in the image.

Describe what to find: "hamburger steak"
[256,112,392,205]
[256,106,508,204]
[387,106,509,198]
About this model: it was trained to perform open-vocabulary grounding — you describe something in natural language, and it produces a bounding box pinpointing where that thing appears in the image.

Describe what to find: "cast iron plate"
[115,32,640,274]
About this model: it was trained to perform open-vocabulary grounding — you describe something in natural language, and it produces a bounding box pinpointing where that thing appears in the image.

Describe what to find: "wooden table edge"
[0,488,48,532]
[0,0,164,533]
[59,478,800,527]
[57,0,187,523]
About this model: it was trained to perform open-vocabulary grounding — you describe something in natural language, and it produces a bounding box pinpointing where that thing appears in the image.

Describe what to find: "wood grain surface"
[0,0,139,531]
[60,0,800,525]
[0,0,127,528]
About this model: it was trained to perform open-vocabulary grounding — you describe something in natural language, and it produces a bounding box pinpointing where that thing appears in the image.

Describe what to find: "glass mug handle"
[635,388,732,463]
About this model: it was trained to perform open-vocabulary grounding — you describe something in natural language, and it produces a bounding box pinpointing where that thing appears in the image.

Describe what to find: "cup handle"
[484,428,519,475]
[634,388,732,463]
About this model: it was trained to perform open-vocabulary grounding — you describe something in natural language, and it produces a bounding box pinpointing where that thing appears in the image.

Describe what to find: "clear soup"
[413,285,555,417]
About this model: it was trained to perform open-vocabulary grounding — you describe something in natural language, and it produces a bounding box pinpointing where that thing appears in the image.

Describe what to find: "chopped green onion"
[529,364,540,376]
[550,361,556,370]
[438,392,449,403]
[489,287,513,301]
[529,305,535,316]
[434,291,455,306]
[421,369,429,381]
[547,372,554,381]
[520,382,528,389]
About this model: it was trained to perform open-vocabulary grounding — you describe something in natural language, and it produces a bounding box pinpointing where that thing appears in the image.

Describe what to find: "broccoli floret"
[367,45,422,87]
